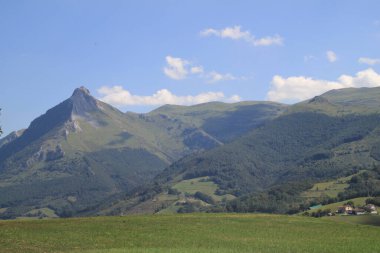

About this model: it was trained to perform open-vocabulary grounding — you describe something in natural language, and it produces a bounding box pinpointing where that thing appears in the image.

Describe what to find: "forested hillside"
[101,87,380,215]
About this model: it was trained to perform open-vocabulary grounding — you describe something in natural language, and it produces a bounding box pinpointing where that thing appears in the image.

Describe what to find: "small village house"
[337,205,353,214]
[353,208,366,215]
[364,204,378,214]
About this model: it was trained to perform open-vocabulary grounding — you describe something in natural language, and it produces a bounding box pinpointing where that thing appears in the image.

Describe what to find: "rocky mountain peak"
[72,86,91,97]
[70,86,100,116]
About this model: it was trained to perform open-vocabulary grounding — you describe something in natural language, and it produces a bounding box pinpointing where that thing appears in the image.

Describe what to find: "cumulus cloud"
[97,86,241,106]
[163,55,239,83]
[163,56,189,80]
[359,57,380,65]
[267,68,380,102]
[200,26,283,46]
[326,50,337,62]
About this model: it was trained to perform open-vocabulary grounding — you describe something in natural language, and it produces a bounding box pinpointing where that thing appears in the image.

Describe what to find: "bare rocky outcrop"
[70,86,101,117]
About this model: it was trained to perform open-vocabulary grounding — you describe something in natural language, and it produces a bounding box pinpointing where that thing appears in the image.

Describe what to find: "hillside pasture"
[172,177,235,201]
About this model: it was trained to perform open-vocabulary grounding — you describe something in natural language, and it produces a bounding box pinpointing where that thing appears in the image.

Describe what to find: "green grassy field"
[172,177,235,201]
[314,197,369,212]
[302,171,366,199]
[326,215,380,226]
[1,214,379,253]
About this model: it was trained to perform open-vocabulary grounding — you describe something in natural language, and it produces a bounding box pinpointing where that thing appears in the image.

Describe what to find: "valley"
[2,2,380,252]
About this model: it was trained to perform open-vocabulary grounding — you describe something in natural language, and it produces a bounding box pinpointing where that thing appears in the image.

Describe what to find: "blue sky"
[1,0,380,135]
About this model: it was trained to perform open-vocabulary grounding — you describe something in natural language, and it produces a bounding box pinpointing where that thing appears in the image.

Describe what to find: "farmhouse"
[364,204,378,214]
[353,208,366,215]
[337,205,353,215]
[335,203,378,216]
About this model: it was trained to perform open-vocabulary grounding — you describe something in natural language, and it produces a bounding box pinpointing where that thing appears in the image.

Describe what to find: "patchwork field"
[302,171,366,199]
[172,176,235,201]
[1,214,380,253]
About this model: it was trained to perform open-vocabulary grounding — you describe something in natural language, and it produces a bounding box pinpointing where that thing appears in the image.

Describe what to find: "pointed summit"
[70,86,100,116]
[72,86,91,97]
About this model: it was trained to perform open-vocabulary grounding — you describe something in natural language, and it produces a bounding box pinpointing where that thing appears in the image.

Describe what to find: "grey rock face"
[70,86,100,116]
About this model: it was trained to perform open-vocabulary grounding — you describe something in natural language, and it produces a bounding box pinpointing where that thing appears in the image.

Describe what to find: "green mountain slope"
[0,87,284,218]
[149,101,286,142]
[108,87,380,215]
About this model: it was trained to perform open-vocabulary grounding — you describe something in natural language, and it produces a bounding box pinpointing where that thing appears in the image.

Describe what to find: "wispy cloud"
[267,68,380,102]
[304,55,317,62]
[190,66,204,74]
[207,71,236,83]
[200,26,283,47]
[163,55,241,83]
[98,86,241,106]
[359,57,380,65]
[326,50,337,63]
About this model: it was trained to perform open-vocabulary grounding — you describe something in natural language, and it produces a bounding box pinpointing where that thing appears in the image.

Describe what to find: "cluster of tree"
[157,112,380,203]
[102,112,380,216]
[225,181,313,214]
[366,197,380,206]
[194,191,215,204]
[177,201,206,213]
[303,209,332,218]
[337,166,380,200]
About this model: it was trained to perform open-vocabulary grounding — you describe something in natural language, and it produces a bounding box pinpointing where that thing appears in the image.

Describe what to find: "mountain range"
[92,87,380,216]
[0,87,284,218]
[1,86,380,218]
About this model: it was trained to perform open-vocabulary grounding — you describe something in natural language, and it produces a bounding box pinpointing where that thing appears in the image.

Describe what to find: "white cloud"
[163,56,189,80]
[190,66,204,74]
[200,26,250,40]
[326,50,337,62]
[207,71,236,83]
[163,55,240,83]
[163,55,204,80]
[97,86,241,106]
[358,57,380,65]
[229,95,242,102]
[200,26,283,46]
[252,35,283,46]
[267,68,380,102]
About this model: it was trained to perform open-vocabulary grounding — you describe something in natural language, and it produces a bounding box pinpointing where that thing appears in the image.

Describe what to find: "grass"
[172,177,235,201]
[302,171,366,199]
[316,197,369,212]
[326,215,380,226]
[0,214,380,253]
[302,181,348,198]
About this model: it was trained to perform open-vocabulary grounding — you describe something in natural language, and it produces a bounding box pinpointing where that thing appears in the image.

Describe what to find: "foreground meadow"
[0,214,379,253]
